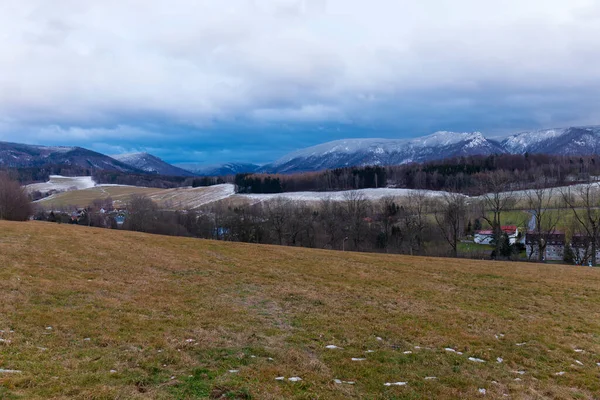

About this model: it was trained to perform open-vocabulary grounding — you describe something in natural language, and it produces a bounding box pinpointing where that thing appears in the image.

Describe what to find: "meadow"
[1,221,600,399]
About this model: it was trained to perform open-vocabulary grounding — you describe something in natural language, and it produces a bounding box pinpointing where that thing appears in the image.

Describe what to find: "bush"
[0,173,32,221]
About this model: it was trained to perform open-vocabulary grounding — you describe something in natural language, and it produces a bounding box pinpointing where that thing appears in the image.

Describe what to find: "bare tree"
[525,183,560,262]
[264,198,291,245]
[478,171,516,253]
[377,196,400,252]
[125,194,157,233]
[561,182,600,266]
[434,192,467,257]
[319,198,344,249]
[402,191,429,255]
[0,173,32,221]
[343,191,371,251]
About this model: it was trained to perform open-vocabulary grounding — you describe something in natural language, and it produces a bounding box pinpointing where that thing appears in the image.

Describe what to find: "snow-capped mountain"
[261,131,505,173]
[111,153,196,177]
[501,126,600,155]
[0,141,140,172]
[177,162,261,176]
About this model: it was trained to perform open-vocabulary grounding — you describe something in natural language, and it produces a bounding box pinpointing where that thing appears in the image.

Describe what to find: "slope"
[0,141,139,172]
[111,153,196,177]
[262,131,505,173]
[1,221,600,399]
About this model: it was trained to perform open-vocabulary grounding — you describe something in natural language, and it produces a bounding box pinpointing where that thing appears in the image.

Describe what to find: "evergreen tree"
[563,243,576,265]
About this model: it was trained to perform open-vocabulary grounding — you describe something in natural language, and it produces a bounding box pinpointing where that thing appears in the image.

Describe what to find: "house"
[474,226,521,245]
[571,234,600,265]
[526,232,566,261]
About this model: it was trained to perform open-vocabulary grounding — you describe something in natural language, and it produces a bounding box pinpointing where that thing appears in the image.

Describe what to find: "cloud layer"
[1,0,600,163]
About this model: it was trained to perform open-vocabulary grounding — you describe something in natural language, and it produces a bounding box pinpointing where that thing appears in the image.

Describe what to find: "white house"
[474,226,521,245]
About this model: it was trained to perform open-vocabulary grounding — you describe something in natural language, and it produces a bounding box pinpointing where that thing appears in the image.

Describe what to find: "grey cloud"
[0,0,599,149]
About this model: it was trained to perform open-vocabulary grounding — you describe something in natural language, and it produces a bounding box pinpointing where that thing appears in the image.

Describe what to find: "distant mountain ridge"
[0,141,140,172]
[260,131,505,173]
[111,152,196,177]
[4,125,600,177]
[177,162,261,176]
[259,126,600,173]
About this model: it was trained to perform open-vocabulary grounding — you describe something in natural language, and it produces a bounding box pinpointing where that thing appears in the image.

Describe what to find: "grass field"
[2,222,600,399]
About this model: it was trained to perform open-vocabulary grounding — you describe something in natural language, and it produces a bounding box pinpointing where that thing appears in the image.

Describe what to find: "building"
[526,232,566,261]
[474,226,521,245]
[571,234,600,265]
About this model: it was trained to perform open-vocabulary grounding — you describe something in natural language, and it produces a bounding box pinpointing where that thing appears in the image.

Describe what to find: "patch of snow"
[468,357,486,363]
[241,187,450,204]
[0,369,22,374]
[424,377,437,380]
[26,176,96,194]
[479,388,487,395]
[384,382,407,386]
[515,342,527,346]
[497,357,503,363]
[288,377,302,382]
[555,371,566,376]
[229,370,239,373]
[575,360,584,366]
[275,377,285,381]
[403,351,412,354]
[326,345,342,349]
[351,358,366,361]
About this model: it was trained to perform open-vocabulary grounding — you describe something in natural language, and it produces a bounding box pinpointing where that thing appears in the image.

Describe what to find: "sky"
[1,0,600,165]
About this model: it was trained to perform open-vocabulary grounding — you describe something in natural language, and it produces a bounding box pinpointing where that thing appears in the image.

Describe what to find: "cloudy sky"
[1,0,600,165]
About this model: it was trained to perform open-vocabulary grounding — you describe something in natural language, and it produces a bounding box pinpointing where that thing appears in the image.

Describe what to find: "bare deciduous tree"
[343,191,371,251]
[561,182,600,266]
[525,182,560,262]
[478,171,516,253]
[434,192,467,257]
[0,173,32,221]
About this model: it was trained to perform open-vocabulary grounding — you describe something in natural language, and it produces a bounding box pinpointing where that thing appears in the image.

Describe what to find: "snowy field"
[238,187,450,203]
[25,176,96,194]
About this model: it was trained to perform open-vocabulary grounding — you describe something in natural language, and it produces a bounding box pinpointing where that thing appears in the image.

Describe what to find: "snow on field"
[26,176,96,193]
[239,187,449,203]
[149,184,236,209]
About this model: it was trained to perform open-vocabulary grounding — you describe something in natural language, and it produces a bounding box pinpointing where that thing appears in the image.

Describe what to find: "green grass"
[2,221,600,399]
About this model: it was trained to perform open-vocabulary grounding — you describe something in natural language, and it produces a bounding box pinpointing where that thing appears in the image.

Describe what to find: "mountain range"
[3,125,600,176]
[0,141,139,172]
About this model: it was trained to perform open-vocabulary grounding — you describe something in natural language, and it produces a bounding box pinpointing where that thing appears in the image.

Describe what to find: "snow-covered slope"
[112,153,196,176]
[177,162,260,176]
[501,126,600,155]
[25,175,96,194]
[262,131,505,173]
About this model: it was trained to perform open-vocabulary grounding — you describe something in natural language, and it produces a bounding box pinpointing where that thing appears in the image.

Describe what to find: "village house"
[474,226,521,245]
[525,232,566,261]
[570,234,600,265]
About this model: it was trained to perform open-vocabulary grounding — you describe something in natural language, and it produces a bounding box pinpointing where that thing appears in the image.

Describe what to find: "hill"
[1,221,600,399]
[111,153,196,177]
[0,141,140,172]
[261,131,505,173]
[261,126,600,173]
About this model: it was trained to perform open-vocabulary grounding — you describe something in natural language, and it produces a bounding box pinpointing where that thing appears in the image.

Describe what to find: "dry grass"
[1,221,600,399]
